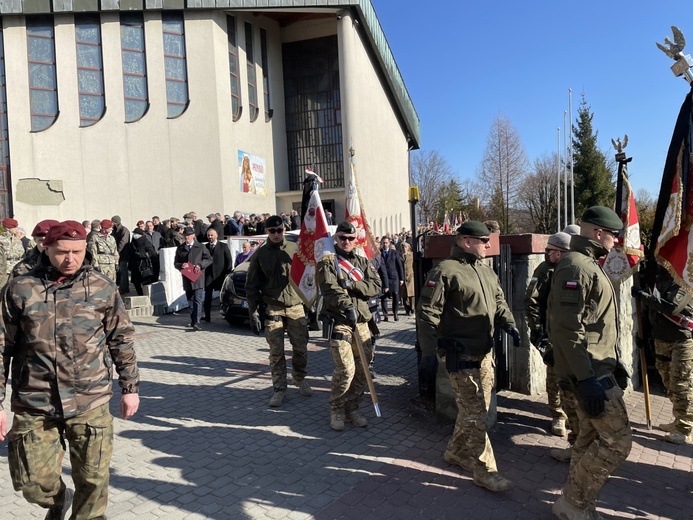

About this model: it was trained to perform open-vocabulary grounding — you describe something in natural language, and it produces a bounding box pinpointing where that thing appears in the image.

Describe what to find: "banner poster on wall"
[238,150,267,196]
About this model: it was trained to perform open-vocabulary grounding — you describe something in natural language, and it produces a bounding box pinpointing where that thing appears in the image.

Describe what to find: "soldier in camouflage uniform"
[0,217,26,287]
[525,231,581,464]
[246,215,312,408]
[417,221,520,493]
[548,207,632,520]
[317,221,381,431]
[0,220,140,520]
[10,219,60,280]
[633,265,693,445]
[87,219,119,282]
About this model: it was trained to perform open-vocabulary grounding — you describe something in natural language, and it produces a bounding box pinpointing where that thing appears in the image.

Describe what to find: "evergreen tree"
[571,95,614,217]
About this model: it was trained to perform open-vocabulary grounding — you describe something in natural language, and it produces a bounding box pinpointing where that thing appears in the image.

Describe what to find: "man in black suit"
[174,228,213,331]
[380,236,404,321]
[203,228,233,322]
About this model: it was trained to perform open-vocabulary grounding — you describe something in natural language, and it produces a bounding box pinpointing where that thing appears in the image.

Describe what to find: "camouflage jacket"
[0,253,139,418]
[0,232,25,274]
[88,232,119,269]
[641,266,693,342]
[10,245,41,280]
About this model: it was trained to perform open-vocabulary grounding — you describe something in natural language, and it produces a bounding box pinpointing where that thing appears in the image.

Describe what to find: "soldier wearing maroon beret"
[0,219,140,519]
[10,219,60,279]
[0,217,24,287]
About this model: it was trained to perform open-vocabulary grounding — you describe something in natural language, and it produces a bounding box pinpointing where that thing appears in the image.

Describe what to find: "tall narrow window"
[27,16,59,132]
[162,11,188,118]
[75,14,105,127]
[245,22,258,122]
[227,15,242,121]
[0,28,12,217]
[120,12,148,122]
[260,28,272,122]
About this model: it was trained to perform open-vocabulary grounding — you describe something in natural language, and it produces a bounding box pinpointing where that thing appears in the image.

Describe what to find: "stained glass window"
[75,14,105,127]
[245,22,258,122]
[0,27,12,217]
[120,12,148,122]
[227,16,242,122]
[27,16,58,132]
[162,11,188,118]
[260,28,271,122]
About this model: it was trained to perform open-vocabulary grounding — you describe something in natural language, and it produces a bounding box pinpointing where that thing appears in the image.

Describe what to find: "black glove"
[630,286,644,300]
[613,361,630,390]
[541,344,555,367]
[249,312,262,335]
[346,307,358,328]
[505,325,521,348]
[338,278,355,291]
[576,377,609,417]
[419,355,438,400]
[529,328,544,347]
[634,335,647,350]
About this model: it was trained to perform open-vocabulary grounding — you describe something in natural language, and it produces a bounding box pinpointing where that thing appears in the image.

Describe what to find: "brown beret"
[43,220,87,246]
[2,217,18,229]
[100,219,113,229]
[31,219,60,237]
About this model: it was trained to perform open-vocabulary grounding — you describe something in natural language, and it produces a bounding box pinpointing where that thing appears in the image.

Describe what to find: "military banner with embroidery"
[345,158,378,259]
[291,184,335,306]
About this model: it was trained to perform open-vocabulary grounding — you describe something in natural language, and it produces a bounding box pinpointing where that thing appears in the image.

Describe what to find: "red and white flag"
[602,171,644,282]
[345,160,378,259]
[291,187,335,306]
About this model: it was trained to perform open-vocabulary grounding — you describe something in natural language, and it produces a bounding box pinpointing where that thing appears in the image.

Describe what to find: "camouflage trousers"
[265,304,309,392]
[563,386,632,509]
[329,322,373,412]
[560,387,580,446]
[446,351,498,477]
[654,338,693,435]
[7,404,113,519]
[546,364,567,420]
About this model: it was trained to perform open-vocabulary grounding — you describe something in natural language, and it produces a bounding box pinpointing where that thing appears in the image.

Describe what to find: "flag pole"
[557,126,561,232]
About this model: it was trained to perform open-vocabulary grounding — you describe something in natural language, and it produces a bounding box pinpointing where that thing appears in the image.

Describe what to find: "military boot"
[657,421,677,433]
[45,488,73,520]
[269,390,285,407]
[443,450,474,473]
[346,410,368,427]
[550,446,572,463]
[664,431,693,444]
[552,495,592,519]
[472,471,512,492]
[551,417,567,436]
[330,409,345,431]
[297,380,313,397]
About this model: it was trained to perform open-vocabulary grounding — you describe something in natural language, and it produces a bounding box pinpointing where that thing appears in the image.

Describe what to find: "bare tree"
[477,115,529,232]
[635,188,656,250]
[519,153,559,233]
[410,150,455,224]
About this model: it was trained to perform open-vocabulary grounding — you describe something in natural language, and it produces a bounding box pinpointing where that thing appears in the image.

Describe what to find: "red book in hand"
[181,264,201,283]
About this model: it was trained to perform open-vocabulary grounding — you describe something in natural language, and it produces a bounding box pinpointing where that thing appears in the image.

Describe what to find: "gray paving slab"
[1,308,691,519]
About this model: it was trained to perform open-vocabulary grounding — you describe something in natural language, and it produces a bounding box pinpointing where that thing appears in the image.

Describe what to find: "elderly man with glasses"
[317,221,382,431]
[417,220,520,493]
[525,232,578,459]
[245,215,312,408]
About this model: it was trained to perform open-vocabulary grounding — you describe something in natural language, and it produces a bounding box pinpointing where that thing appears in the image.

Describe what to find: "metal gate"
[493,243,512,390]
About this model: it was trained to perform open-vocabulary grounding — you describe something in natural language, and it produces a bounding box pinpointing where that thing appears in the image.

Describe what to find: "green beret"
[336,221,356,234]
[581,206,623,232]
[456,220,490,237]
[265,215,283,228]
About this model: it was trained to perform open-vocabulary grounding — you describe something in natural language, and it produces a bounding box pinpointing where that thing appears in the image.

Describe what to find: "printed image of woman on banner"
[238,151,267,196]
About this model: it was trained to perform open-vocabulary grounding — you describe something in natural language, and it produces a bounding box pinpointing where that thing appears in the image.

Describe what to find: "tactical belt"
[665,313,693,331]
[331,332,351,342]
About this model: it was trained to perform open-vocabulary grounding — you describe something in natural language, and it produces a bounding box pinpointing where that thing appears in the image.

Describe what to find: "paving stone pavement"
[1,309,691,519]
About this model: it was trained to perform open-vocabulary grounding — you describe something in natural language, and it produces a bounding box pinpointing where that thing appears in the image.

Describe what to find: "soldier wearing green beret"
[547,206,633,519]
[417,220,519,492]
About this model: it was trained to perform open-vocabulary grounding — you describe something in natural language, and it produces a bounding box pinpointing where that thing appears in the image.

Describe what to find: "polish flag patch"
[564,281,578,290]
[427,280,437,287]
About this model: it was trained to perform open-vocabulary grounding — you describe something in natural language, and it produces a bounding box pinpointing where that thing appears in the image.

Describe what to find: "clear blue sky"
[372,0,692,198]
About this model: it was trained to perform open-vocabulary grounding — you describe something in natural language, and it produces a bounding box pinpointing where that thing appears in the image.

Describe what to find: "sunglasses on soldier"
[337,235,357,242]
[266,228,283,234]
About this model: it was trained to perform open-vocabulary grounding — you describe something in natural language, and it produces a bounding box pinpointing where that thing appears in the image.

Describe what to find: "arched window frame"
[227,15,242,122]
[162,11,189,119]
[260,28,272,122]
[27,16,59,132]
[120,12,149,123]
[245,22,259,123]
[75,13,106,127]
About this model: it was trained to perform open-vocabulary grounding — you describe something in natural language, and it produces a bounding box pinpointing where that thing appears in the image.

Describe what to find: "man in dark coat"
[112,215,131,294]
[379,236,404,321]
[203,228,232,322]
[175,228,212,331]
[225,211,244,236]
[207,213,224,238]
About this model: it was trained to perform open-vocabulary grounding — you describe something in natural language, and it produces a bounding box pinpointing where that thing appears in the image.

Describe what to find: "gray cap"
[547,232,571,251]
[562,224,580,236]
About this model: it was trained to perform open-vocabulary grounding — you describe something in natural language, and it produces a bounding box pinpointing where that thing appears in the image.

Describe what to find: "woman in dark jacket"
[129,230,157,295]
